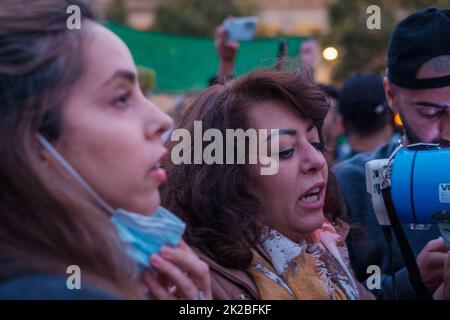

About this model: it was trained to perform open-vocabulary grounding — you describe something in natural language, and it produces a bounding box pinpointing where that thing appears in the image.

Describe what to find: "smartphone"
[223,16,259,42]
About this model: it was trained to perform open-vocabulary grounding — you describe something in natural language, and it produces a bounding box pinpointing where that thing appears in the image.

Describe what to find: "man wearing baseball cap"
[337,72,398,161]
[333,8,450,299]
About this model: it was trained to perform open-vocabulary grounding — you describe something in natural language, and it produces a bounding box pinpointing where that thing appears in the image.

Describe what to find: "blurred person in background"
[336,72,398,161]
[318,84,343,165]
[0,0,211,300]
[303,39,343,165]
[137,66,156,98]
[208,21,239,86]
[299,38,320,80]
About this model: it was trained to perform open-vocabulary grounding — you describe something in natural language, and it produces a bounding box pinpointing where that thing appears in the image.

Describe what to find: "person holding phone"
[209,20,240,86]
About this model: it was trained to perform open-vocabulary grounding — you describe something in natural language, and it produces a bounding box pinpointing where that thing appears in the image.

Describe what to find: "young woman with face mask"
[0,0,211,300]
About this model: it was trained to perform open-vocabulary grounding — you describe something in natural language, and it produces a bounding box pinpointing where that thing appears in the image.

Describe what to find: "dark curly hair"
[161,67,347,270]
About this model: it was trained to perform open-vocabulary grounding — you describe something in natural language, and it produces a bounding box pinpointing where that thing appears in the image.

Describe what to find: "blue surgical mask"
[36,134,186,270]
[111,206,185,269]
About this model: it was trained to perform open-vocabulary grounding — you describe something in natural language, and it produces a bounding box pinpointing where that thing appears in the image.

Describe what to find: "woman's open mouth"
[298,182,326,210]
[147,150,168,183]
[300,187,321,203]
[147,160,167,183]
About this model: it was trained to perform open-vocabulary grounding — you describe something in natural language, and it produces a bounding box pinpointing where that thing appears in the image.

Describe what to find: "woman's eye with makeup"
[278,148,295,159]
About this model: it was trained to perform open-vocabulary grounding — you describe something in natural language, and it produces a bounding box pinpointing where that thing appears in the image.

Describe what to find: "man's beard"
[400,111,450,147]
[400,112,422,144]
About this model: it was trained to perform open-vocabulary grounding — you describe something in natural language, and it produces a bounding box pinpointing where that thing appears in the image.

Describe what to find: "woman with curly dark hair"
[162,67,374,300]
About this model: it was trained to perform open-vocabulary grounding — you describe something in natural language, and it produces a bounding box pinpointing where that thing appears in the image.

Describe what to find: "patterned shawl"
[247,220,359,300]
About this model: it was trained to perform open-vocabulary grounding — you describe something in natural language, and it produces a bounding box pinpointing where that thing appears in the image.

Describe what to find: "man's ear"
[383,77,398,113]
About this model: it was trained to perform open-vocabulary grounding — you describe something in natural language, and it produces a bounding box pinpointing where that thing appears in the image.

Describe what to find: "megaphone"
[366,143,450,247]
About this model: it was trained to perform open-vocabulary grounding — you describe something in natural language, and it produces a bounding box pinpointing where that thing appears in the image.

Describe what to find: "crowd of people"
[0,0,449,300]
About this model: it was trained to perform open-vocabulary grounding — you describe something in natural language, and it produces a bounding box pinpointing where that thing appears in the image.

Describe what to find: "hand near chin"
[417,238,448,294]
[433,253,450,300]
[143,240,212,300]
[444,255,450,299]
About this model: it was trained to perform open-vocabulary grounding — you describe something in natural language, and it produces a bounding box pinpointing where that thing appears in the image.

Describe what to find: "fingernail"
[151,254,162,264]
[161,246,174,255]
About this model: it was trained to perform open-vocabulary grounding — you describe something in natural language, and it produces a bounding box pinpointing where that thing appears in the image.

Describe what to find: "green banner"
[107,23,303,94]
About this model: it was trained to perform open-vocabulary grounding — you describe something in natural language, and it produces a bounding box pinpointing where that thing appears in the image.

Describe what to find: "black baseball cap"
[387,7,450,89]
[338,72,390,135]
[338,72,387,121]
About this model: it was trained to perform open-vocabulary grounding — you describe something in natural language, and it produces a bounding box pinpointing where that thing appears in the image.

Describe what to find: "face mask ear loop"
[36,133,115,216]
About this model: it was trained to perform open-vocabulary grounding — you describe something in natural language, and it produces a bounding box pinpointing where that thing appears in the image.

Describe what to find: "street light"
[323,47,338,61]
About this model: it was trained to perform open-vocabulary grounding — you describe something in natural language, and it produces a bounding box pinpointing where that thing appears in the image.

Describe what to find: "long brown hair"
[0,0,138,297]
[162,67,347,270]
